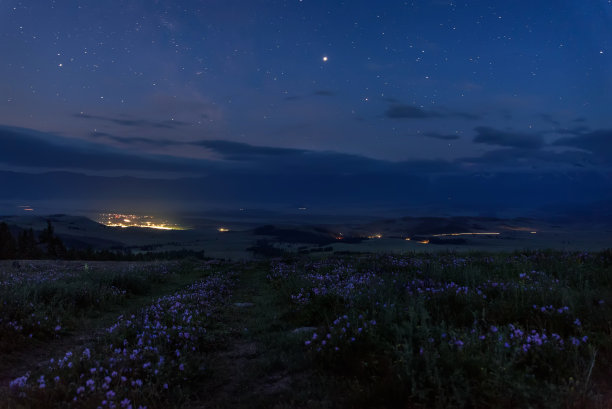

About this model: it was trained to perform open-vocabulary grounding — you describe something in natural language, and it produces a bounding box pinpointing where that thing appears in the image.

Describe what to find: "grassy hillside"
[1,251,611,408]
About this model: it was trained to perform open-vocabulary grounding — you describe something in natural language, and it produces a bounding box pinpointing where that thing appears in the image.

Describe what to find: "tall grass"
[269,250,612,408]
[0,262,185,352]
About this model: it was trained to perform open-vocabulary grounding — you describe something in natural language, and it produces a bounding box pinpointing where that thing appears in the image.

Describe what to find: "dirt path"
[189,264,305,409]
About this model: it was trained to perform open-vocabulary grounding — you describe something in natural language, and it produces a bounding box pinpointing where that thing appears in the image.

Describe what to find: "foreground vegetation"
[268,250,612,408]
[2,250,611,408]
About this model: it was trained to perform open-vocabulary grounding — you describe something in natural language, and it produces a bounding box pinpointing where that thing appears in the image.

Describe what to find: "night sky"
[1,1,611,216]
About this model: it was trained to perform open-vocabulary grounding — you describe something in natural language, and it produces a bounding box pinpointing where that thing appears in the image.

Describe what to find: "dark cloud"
[194,140,308,161]
[2,125,612,214]
[0,126,205,173]
[422,132,460,140]
[553,129,612,158]
[314,90,335,96]
[385,104,440,119]
[459,147,598,169]
[74,113,190,129]
[473,126,544,149]
[90,131,177,147]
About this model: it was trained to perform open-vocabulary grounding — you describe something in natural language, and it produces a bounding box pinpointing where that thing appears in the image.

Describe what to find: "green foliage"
[0,262,182,352]
[270,250,612,409]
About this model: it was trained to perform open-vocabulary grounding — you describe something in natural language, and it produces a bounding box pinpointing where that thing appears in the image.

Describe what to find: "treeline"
[0,221,206,261]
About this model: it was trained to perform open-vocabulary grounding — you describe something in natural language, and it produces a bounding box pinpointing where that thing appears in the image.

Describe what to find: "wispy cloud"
[75,113,190,129]
[385,105,440,119]
[553,129,612,160]
[473,126,544,149]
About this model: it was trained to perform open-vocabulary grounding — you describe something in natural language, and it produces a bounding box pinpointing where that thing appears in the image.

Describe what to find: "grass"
[2,250,612,408]
[0,260,201,353]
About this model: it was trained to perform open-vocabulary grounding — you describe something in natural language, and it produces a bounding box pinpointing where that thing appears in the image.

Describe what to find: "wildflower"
[106,390,116,399]
[490,326,498,333]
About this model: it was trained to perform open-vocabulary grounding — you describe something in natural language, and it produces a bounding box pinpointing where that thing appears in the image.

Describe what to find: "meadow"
[1,250,611,408]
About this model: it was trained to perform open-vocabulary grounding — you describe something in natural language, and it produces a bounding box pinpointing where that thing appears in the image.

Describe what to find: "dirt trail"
[190,265,296,409]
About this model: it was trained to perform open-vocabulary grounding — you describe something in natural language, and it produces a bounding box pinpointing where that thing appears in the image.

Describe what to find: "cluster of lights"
[97,213,184,230]
[18,205,34,212]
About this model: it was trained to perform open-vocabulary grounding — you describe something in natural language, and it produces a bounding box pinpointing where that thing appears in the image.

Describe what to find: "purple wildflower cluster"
[436,323,588,355]
[0,262,84,287]
[8,272,233,408]
[270,255,594,364]
[0,262,182,349]
[304,314,377,352]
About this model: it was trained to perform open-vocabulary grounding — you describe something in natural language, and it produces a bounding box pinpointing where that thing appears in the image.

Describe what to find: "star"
[322,56,328,62]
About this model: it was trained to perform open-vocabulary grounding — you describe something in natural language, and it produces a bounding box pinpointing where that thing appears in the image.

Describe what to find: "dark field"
[1,251,612,408]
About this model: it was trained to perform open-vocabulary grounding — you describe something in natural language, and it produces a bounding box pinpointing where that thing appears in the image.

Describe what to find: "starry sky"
[1,0,611,217]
